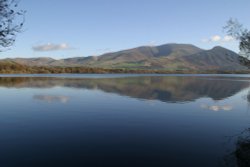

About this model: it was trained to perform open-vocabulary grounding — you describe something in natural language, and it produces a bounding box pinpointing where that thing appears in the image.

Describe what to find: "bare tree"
[224,18,250,59]
[0,0,25,51]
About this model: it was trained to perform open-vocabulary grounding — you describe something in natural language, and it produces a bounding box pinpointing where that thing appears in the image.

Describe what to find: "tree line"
[1,61,250,74]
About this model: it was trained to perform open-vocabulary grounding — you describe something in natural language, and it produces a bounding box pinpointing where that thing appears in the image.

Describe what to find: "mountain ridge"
[1,43,248,71]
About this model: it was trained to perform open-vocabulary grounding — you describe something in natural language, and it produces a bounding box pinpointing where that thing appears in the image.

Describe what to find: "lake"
[0,74,250,167]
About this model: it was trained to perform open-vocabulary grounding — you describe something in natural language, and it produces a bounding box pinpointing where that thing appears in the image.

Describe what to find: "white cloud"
[211,35,221,42]
[222,35,234,42]
[33,95,70,103]
[202,35,235,43]
[32,43,73,52]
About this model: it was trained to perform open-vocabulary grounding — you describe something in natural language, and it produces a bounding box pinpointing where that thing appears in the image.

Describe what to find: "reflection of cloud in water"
[201,104,233,112]
[146,100,157,106]
[33,95,70,103]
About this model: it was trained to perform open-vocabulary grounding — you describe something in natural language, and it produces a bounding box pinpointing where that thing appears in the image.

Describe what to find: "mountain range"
[2,43,249,71]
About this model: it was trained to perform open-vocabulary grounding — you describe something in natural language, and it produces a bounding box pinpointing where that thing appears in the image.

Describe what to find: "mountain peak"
[210,46,238,55]
[212,46,227,50]
[0,43,246,71]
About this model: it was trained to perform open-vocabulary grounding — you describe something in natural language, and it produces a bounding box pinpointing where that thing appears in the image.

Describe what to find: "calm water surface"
[0,74,250,167]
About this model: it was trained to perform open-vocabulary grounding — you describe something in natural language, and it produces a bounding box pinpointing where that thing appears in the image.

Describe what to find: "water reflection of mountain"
[0,76,249,103]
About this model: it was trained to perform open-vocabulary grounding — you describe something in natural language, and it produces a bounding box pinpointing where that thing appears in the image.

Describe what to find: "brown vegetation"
[0,61,250,74]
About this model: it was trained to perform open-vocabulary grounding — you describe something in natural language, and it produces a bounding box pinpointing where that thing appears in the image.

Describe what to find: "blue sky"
[1,0,250,59]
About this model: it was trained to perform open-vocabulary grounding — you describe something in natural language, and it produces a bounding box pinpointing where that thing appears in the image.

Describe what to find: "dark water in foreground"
[0,74,250,167]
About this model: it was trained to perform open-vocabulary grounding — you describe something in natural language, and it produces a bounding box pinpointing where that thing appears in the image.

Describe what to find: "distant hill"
[1,43,248,71]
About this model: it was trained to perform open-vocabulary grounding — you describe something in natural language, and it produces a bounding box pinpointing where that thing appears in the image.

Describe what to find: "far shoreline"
[1,61,250,75]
